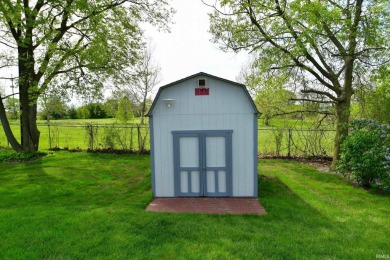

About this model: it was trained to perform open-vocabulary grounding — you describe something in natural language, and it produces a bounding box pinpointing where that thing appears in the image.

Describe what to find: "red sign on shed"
[195,88,209,96]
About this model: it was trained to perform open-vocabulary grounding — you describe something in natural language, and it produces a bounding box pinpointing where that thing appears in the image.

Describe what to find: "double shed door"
[173,130,232,197]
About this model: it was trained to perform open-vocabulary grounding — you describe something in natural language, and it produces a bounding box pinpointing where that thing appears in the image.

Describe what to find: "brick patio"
[146,198,266,215]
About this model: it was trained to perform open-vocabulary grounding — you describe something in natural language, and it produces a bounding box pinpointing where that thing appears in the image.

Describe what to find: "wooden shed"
[148,72,259,197]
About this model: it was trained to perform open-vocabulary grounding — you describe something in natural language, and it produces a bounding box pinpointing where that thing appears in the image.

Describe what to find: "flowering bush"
[338,119,390,191]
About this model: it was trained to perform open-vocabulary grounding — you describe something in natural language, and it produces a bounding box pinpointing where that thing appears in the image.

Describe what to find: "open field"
[0,152,389,258]
[0,118,335,156]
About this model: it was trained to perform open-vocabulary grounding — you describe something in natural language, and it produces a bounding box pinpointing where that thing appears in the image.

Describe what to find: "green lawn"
[0,152,388,258]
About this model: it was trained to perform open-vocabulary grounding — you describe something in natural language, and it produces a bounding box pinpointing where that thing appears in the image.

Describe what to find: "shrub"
[101,125,121,149]
[338,119,390,191]
[0,150,47,163]
[272,128,284,156]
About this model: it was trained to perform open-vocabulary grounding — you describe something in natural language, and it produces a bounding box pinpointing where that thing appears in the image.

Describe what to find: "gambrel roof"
[147,72,259,116]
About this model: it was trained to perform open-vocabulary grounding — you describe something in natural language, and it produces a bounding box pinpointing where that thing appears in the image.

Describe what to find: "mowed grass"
[0,152,389,258]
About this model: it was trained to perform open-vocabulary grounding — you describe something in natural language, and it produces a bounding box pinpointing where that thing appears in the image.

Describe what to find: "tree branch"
[315,113,329,129]
[201,0,246,16]
[0,95,22,151]
[34,0,74,83]
[272,110,334,117]
[300,88,340,101]
[322,22,347,57]
[0,39,17,49]
[274,0,335,82]
[0,2,21,41]
[37,36,88,94]
[1,92,20,100]
[246,3,339,92]
[289,98,335,104]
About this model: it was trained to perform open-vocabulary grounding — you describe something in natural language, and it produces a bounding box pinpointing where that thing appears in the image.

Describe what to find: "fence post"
[137,124,141,153]
[86,123,94,150]
[130,127,133,151]
[288,128,292,158]
[48,121,52,150]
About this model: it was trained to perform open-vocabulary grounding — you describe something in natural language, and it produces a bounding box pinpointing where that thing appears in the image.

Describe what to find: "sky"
[144,0,249,88]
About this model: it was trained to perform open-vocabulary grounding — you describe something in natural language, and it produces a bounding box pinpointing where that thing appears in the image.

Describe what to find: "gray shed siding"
[150,74,257,197]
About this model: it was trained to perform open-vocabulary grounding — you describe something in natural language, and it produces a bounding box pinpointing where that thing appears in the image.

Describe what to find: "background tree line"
[35,92,153,123]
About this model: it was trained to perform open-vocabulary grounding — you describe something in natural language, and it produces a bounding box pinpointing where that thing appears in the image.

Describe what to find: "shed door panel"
[173,131,232,197]
[204,134,231,196]
[205,137,225,167]
[180,137,199,167]
[174,134,202,197]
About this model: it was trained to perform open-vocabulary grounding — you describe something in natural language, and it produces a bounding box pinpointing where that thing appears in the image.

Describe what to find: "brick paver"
[146,198,266,215]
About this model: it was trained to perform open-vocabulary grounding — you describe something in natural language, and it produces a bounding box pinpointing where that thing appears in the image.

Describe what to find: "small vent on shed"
[195,79,209,96]
[199,79,206,87]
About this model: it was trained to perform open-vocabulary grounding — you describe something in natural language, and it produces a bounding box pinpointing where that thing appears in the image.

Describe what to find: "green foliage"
[0,150,47,163]
[102,98,119,118]
[368,84,390,123]
[240,62,300,125]
[102,125,121,149]
[39,95,69,120]
[88,103,107,119]
[67,106,78,119]
[338,119,390,191]
[0,150,15,162]
[116,96,134,124]
[255,88,297,125]
[209,0,389,85]
[352,66,390,124]
[77,103,108,119]
[272,128,285,156]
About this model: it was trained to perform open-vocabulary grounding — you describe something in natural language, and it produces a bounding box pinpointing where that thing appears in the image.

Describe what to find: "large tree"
[0,0,173,152]
[205,0,389,166]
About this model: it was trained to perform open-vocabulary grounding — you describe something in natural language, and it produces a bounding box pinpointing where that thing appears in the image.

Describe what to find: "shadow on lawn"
[118,174,347,258]
[1,155,152,210]
[258,174,323,215]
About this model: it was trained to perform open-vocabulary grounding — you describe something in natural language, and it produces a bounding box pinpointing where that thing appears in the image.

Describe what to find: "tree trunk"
[0,43,40,153]
[18,46,40,152]
[332,100,350,168]
[0,98,23,152]
[140,93,147,125]
[264,115,270,126]
[19,86,40,152]
[331,56,355,168]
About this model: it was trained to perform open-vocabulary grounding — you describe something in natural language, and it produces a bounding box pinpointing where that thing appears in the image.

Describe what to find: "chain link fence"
[0,123,150,153]
[258,127,335,158]
[1,123,335,157]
